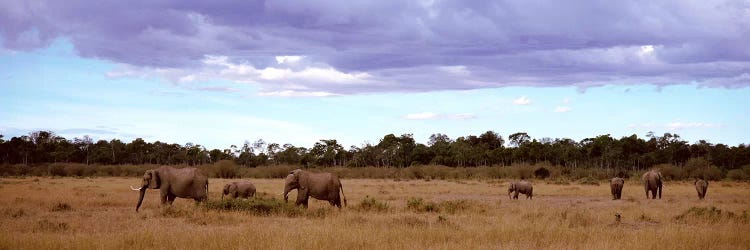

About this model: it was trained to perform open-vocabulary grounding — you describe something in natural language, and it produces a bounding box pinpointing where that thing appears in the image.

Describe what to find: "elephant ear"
[222,184,230,194]
[148,170,161,189]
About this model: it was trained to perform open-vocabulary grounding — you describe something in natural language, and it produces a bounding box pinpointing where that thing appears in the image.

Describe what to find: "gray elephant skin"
[131,166,208,212]
[610,177,624,200]
[222,181,256,199]
[283,169,347,208]
[508,180,533,199]
[694,179,708,200]
[641,170,663,199]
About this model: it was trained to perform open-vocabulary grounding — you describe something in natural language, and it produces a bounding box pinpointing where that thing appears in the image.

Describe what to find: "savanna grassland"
[1,177,748,249]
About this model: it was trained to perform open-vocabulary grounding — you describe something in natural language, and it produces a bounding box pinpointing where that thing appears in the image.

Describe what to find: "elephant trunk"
[283,186,292,202]
[135,187,146,212]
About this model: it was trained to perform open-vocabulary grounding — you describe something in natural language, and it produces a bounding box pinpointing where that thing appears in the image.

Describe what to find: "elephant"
[641,170,663,199]
[222,181,256,199]
[130,166,208,212]
[283,169,347,208]
[610,177,624,200]
[694,178,708,200]
[508,180,533,199]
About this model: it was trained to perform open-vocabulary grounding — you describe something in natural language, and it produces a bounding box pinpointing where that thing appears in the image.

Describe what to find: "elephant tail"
[340,184,347,207]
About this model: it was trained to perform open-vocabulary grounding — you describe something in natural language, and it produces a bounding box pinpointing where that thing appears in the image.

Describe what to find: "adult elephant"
[641,170,663,199]
[130,166,208,212]
[610,177,624,200]
[283,169,347,208]
[694,178,708,200]
[508,180,533,199]
[222,181,256,199]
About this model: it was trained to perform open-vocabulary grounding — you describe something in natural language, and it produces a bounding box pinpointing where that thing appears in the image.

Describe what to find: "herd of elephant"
[129,166,346,212]
[129,167,709,212]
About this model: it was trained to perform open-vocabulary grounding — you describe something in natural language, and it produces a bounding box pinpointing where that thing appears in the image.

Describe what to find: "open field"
[1,177,749,249]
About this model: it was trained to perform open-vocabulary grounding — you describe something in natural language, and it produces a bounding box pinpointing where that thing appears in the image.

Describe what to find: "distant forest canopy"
[1,130,749,171]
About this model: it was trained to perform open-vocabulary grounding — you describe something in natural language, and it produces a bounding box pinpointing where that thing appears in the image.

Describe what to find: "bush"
[406,197,439,213]
[674,206,747,224]
[690,165,723,181]
[577,176,599,185]
[355,196,389,212]
[534,167,550,179]
[51,202,72,212]
[657,164,685,180]
[215,160,239,179]
[49,163,67,176]
[202,197,308,217]
[439,200,473,214]
[727,169,748,181]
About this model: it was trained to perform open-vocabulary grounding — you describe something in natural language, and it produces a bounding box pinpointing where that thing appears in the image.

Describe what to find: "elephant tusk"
[130,186,142,191]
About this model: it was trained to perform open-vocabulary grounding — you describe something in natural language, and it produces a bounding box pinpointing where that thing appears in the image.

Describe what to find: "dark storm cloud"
[1,0,749,94]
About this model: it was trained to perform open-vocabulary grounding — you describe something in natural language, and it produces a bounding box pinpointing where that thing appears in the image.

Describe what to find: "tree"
[508,132,530,147]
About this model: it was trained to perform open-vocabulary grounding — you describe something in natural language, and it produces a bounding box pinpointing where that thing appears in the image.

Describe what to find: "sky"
[1,0,749,150]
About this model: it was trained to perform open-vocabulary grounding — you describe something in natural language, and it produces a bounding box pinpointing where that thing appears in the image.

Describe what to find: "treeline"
[1,130,749,173]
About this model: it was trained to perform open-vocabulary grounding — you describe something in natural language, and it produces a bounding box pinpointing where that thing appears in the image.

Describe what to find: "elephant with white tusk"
[222,181,256,199]
[283,169,347,208]
[130,166,208,212]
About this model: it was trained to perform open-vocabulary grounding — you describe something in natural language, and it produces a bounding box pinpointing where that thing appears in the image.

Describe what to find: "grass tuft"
[51,202,72,212]
[203,197,321,217]
[36,219,69,232]
[355,196,389,213]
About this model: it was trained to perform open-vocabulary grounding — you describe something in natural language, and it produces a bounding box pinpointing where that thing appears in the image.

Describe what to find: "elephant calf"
[610,177,624,200]
[283,169,347,208]
[222,181,256,199]
[695,179,708,200]
[508,180,533,199]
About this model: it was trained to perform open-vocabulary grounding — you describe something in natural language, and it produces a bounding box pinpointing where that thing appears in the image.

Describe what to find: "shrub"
[439,200,473,214]
[690,165,723,181]
[355,196,389,212]
[577,176,599,185]
[727,169,748,181]
[51,202,72,212]
[215,160,239,179]
[534,167,550,179]
[203,197,309,217]
[49,163,67,176]
[674,206,747,224]
[406,197,439,213]
[657,164,685,180]
[36,219,69,232]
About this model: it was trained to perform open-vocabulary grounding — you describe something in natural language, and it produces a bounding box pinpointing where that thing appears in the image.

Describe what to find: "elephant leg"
[160,191,169,206]
[167,194,176,205]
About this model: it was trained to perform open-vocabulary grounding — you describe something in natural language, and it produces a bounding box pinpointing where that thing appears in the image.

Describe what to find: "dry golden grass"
[1,177,748,249]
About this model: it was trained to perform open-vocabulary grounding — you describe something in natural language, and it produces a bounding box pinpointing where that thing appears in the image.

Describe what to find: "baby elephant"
[508,180,533,199]
[610,177,625,200]
[694,178,708,200]
[222,181,256,199]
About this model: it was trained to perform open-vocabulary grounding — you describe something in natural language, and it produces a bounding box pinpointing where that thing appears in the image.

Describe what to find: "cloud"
[3,0,750,94]
[404,112,438,120]
[402,112,476,120]
[554,106,572,113]
[513,96,531,105]
[665,122,722,130]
